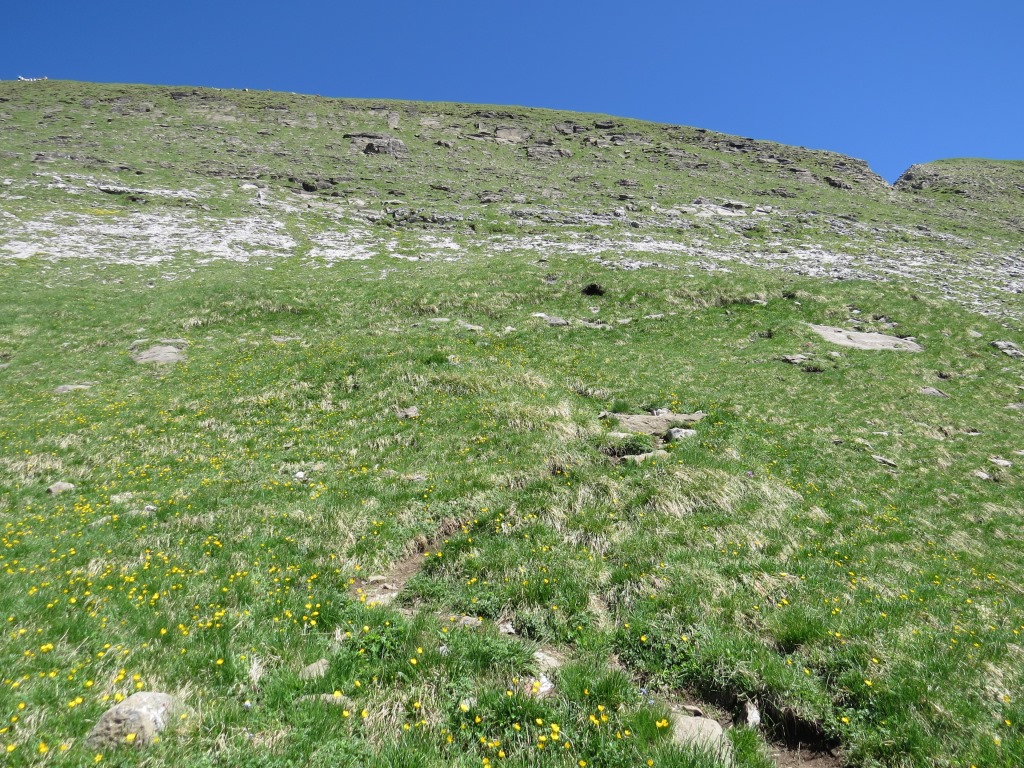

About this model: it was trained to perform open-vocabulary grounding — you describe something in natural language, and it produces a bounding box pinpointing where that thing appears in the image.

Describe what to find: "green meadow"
[1,81,1023,767]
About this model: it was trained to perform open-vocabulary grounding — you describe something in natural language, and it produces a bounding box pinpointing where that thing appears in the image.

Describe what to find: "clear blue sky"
[4,1,1021,182]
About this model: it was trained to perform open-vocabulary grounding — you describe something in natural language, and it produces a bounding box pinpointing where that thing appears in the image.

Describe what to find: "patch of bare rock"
[992,340,1023,358]
[130,338,187,364]
[343,132,408,158]
[601,410,706,435]
[807,324,921,351]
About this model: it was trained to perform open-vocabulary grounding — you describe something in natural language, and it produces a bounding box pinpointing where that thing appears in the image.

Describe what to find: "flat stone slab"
[47,482,75,495]
[86,692,182,750]
[54,384,92,393]
[808,324,922,351]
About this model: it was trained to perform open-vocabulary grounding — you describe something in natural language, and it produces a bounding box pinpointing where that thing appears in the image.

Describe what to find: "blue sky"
[4,1,1021,182]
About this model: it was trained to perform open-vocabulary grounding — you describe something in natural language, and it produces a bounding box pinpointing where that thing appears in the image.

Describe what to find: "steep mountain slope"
[0,82,1023,768]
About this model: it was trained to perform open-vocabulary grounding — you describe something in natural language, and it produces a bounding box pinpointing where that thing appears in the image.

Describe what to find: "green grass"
[1,250,1022,767]
[1,81,1023,768]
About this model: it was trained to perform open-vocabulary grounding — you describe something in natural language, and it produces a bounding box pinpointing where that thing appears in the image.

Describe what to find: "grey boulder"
[86,692,183,750]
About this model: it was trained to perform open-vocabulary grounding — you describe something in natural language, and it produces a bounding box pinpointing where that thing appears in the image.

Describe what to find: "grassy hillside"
[1,81,1023,768]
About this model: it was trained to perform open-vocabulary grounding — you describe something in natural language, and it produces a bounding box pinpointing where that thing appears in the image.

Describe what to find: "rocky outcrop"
[344,132,408,158]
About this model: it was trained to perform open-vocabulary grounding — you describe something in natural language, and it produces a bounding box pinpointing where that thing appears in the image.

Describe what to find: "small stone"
[545,315,570,327]
[86,692,183,750]
[533,649,564,673]
[299,658,329,681]
[872,455,898,468]
[457,616,483,628]
[523,675,556,698]
[744,700,761,727]
[397,406,420,419]
[666,428,696,442]
[781,354,810,365]
[671,714,731,760]
[457,320,484,332]
[989,457,1013,468]
[919,387,949,397]
[972,469,993,481]
[498,621,516,635]
[47,482,75,495]
[401,473,427,482]
[361,582,399,606]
